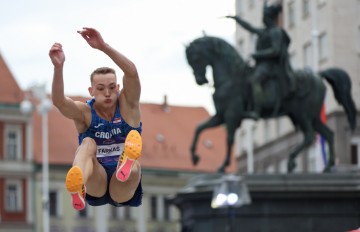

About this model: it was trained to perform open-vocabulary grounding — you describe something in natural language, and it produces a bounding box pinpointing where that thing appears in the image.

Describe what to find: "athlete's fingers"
[50,46,62,52]
[77,30,90,41]
[50,43,62,50]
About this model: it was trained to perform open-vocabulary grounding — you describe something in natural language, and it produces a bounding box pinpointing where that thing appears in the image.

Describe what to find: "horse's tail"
[319,68,357,130]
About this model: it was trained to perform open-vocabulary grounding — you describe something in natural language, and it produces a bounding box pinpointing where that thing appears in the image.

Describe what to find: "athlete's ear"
[88,87,93,96]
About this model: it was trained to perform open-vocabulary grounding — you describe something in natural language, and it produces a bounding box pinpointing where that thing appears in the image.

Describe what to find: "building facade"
[233,0,360,173]
[0,54,34,232]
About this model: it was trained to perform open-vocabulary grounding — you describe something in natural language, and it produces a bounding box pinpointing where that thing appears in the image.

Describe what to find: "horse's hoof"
[287,160,296,173]
[323,165,333,173]
[192,154,200,166]
[217,166,225,173]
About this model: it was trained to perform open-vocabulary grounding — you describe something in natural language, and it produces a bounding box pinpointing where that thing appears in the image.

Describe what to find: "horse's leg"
[217,116,241,173]
[287,119,316,173]
[312,118,335,172]
[191,114,224,166]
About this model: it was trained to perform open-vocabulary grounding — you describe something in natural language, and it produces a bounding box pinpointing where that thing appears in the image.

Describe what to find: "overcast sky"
[0,0,236,114]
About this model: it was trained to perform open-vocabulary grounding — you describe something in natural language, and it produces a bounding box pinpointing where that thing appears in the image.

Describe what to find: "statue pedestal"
[172,173,360,232]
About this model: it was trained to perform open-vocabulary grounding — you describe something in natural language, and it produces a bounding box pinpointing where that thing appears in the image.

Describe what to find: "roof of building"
[0,54,24,104]
[32,95,237,173]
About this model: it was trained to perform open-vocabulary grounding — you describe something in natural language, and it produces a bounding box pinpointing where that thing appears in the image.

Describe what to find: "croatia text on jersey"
[94,128,122,139]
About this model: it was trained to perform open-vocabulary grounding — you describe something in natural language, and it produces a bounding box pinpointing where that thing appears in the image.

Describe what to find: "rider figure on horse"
[227,1,296,119]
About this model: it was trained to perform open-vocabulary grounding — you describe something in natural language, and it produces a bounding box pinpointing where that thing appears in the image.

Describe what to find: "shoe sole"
[65,166,85,211]
[116,130,142,182]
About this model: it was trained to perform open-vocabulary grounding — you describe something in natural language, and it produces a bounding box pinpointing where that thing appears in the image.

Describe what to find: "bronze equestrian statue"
[185,1,357,173]
[185,35,356,173]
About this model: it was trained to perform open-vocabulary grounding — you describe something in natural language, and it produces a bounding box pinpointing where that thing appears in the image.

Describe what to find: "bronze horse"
[185,36,356,173]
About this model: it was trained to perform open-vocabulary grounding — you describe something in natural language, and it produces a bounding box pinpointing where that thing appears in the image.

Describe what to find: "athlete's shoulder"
[74,100,90,112]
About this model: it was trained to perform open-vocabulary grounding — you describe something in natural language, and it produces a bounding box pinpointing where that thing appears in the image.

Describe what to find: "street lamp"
[211,175,251,232]
[20,84,52,232]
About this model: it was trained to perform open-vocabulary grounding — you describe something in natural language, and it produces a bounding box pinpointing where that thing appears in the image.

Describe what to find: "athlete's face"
[88,73,120,107]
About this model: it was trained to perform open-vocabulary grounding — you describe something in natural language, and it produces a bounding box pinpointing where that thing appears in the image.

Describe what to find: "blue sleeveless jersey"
[78,98,142,165]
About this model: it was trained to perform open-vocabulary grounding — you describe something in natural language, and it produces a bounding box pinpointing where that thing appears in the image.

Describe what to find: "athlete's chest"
[90,116,124,138]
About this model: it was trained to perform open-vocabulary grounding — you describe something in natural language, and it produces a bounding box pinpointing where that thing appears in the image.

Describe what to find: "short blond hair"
[90,67,116,83]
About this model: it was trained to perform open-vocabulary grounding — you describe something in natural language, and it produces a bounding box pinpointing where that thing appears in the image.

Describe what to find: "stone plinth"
[172,173,360,232]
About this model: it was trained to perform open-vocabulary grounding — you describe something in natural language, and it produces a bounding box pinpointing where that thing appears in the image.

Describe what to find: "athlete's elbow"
[52,97,66,109]
[125,63,138,78]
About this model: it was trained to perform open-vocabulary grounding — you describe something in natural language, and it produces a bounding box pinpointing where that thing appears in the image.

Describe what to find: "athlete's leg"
[72,138,107,196]
[111,130,142,203]
[66,137,107,210]
[116,130,142,182]
[109,161,141,203]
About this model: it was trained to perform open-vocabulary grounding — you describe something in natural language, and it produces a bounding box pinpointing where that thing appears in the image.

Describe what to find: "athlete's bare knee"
[73,137,98,178]
[110,185,137,203]
[109,168,141,203]
[81,137,97,150]
[75,137,97,159]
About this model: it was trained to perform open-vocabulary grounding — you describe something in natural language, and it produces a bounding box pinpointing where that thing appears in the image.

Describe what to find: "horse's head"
[185,36,246,87]
[185,37,211,85]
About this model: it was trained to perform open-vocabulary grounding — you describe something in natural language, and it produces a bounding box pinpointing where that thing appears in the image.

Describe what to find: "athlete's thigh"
[109,161,141,203]
[86,162,108,197]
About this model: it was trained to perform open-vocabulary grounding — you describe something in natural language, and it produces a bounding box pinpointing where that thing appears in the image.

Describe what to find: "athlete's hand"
[78,27,106,50]
[49,43,65,68]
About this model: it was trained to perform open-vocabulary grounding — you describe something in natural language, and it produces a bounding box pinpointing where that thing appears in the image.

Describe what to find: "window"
[123,206,131,220]
[318,33,327,61]
[5,180,22,212]
[150,196,157,220]
[302,0,310,17]
[303,42,313,68]
[49,191,57,216]
[150,195,173,221]
[4,124,22,160]
[79,208,87,218]
[164,199,171,221]
[49,190,62,217]
[112,206,132,220]
[288,1,295,27]
[111,206,118,219]
[78,203,93,218]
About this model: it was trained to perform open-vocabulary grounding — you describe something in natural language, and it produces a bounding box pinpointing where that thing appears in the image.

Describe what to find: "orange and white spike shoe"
[65,166,86,211]
[116,130,142,182]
